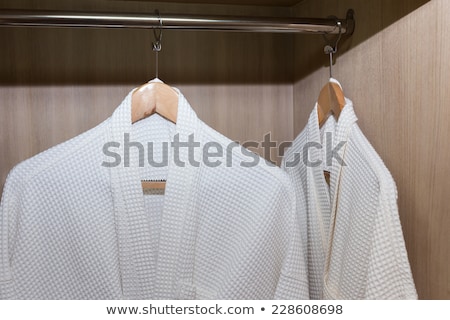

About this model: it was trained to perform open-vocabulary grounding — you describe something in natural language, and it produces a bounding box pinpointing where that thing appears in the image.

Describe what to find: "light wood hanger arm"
[317,81,345,127]
[131,81,178,124]
[317,79,346,185]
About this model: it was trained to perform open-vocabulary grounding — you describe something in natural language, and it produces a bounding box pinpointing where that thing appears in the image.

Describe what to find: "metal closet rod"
[0,9,355,34]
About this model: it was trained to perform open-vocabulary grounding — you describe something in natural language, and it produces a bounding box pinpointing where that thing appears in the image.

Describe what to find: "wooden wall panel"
[434,0,450,299]
[293,0,449,299]
[291,0,429,95]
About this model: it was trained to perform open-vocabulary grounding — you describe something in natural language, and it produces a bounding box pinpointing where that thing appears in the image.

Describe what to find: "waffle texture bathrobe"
[0,89,308,299]
[282,82,417,299]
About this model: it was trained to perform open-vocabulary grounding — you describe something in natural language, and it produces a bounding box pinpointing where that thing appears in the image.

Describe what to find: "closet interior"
[0,0,447,299]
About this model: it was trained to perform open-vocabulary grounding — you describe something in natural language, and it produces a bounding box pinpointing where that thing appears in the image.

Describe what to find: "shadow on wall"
[0,27,295,85]
[0,0,430,85]
[0,0,295,85]
[293,0,430,81]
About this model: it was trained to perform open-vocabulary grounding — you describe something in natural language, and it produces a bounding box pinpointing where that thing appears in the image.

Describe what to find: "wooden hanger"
[132,79,179,191]
[317,80,345,186]
[131,79,178,124]
[317,80,345,127]
[316,79,345,186]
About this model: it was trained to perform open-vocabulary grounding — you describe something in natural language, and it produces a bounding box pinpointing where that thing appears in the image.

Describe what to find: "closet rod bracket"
[345,9,355,36]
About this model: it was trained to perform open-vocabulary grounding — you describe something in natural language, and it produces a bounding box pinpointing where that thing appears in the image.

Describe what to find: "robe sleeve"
[364,182,417,299]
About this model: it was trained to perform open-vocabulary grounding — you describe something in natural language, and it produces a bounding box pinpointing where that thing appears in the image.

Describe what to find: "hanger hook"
[152,10,163,78]
[152,10,163,52]
[323,20,342,79]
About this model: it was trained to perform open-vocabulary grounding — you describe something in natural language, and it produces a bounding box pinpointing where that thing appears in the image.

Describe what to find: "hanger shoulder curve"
[317,81,345,127]
[131,82,178,124]
[330,81,345,110]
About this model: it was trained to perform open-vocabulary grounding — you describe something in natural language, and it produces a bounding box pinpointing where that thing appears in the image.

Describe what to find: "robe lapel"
[154,92,203,299]
[328,78,358,209]
[328,99,358,224]
[324,98,358,293]
[109,90,152,299]
[306,105,332,252]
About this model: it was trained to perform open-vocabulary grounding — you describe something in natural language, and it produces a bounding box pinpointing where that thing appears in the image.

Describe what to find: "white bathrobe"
[0,89,308,299]
[283,85,417,299]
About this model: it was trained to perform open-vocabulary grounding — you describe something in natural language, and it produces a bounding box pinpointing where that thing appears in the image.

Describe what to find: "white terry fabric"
[0,88,309,299]
[282,80,417,299]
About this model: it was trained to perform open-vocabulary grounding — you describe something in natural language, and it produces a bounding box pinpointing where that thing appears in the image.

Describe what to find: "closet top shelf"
[0,9,355,35]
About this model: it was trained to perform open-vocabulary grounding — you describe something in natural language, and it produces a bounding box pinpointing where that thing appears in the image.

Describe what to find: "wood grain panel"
[293,0,448,299]
[0,28,293,85]
[380,4,439,299]
[434,0,450,299]
[292,0,429,83]
[0,0,293,85]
